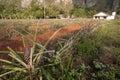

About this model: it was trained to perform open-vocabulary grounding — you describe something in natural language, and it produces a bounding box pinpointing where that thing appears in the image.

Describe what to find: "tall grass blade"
[2,65,26,72]
[30,46,34,68]
[0,51,23,54]
[0,59,12,64]
[30,25,38,68]
[44,28,62,47]
[14,30,45,49]
[0,70,16,77]
[8,53,27,68]
[7,47,22,60]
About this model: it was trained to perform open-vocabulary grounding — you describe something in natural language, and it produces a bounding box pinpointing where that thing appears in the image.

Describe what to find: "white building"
[93,12,116,20]
[106,12,116,20]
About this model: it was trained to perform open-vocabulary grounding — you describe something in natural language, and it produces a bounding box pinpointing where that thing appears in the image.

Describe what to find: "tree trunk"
[113,0,120,11]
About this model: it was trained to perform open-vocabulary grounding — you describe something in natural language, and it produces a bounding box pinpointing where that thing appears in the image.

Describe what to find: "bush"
[74,37,100,58]
[85,8,95,17]
[70,6,96,17]
[71,7,86,17]
[46,5,60,18]
[33,10,44,19]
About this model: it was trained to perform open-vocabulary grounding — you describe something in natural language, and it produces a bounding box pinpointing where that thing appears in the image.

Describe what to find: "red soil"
[0,40,23,51]
[0,20,97,52]
[36,20,97,43]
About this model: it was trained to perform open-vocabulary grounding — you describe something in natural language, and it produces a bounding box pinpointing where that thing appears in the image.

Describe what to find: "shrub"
[71,7,86,17]
[90,60,117,80]
[74,37,99,58]
[46,5,60,18]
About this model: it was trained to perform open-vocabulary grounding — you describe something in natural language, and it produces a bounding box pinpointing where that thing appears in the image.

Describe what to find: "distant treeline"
[0,0,119,19]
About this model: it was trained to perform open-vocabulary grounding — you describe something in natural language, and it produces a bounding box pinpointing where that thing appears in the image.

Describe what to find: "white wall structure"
[93,12,108,19]
[106,12,116,20]
[93,12,116,20]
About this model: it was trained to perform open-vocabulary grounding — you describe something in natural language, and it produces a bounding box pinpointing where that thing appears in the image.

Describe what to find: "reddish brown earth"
[0,20,97,52]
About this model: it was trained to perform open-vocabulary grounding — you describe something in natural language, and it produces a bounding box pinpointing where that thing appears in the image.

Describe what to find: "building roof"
[94,12,109,16]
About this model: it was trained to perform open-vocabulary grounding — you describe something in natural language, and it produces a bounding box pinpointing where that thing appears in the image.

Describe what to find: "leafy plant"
[74,37,99,58]
[93,60,106,69]
[71,7,86,17]
[0,28,61,80]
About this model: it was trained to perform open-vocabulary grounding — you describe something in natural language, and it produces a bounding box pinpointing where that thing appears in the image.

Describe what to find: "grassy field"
[0,18,91,28]
[0,18,91,38]
[0,19,120,80]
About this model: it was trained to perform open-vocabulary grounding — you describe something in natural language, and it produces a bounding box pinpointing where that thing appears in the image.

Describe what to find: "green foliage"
[30,0,44,18]
[71,7,86,17]
[0,0,119,19]
[116,55,120,65]
[0,3,5,13]
[0,29,58,80]
[88,20,120,80]
[0,0,21,19]
[46,5,60,18]
[74,37,99,58]
[0,19,120,80]
[93,60,106,69]
[85,8,95,17]
[0,0,72,19]
[70,6,95,17]
[90,60,120,80]
[43,61,85,80]
[58,57,80,80]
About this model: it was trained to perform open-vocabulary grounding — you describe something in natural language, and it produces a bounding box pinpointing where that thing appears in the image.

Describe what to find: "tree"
[0,0,22,19]
[60,1,73,16]
[112,0,120,11]
[70,6,86,17]
[46,5,60,18]
[29,0,44,18]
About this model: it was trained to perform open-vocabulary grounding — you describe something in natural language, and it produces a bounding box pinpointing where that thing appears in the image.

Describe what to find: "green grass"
[93,20,120,53]
[73,20,120,80]
[0,18,91,28]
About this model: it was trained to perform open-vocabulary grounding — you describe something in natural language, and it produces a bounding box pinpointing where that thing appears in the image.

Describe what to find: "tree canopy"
[0,0,119,19]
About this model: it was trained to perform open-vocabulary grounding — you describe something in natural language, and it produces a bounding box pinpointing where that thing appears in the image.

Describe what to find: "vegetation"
[1,0,119,19]
[0,0,120,80]
[72,20,120,80]
[0,0,73,19]
[70,6,95,17]
[0,19,120,80]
